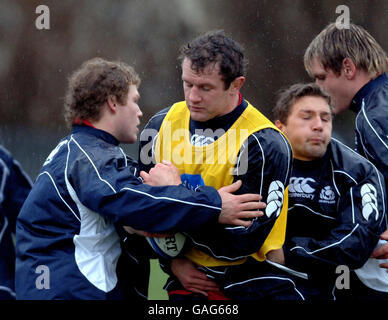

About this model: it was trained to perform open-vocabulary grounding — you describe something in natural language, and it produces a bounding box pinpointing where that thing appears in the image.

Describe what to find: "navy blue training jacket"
[139,98,293,261]
[15,125,222,300]
[0,145,32,299]
[138,98,301,300]
[351,73,388,189]
[284,138,388,298]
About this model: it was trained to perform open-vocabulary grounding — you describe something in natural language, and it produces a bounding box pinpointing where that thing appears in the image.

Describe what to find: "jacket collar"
[350,73,388,113]
[71,124,120,146]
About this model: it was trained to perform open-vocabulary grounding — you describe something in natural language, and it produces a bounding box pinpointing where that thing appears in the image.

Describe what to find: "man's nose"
[188,86,201,103]
[137,106,143,118]
[312,117,323,130]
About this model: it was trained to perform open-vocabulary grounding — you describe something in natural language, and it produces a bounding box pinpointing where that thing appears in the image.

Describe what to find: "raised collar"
[350,73,388,113]
[71,124,120,146]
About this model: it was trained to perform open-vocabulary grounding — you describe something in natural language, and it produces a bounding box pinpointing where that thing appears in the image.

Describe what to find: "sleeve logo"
[360,183,379,221]
[266,180,285,218]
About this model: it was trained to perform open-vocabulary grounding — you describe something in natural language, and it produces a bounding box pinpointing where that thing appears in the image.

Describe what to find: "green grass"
[148,259,169,300]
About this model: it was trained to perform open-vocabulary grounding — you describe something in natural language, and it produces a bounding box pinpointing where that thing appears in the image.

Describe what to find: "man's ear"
[230,76,245,94]
[342,58,357,80]
[107,96,118,113]
[275,120,284,131]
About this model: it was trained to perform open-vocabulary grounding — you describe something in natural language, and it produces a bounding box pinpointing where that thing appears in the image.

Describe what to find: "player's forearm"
[183,216,277,260]
[284,224,381,275]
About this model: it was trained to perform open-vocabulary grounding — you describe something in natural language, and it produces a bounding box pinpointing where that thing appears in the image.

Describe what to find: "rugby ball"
[146,233,187,259]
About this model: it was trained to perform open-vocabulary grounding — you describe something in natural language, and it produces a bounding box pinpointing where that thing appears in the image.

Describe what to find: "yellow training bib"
[155,100,288,266]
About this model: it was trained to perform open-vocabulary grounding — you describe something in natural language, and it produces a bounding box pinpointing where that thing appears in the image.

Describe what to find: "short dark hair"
[178,30,247,89]
[64,57,140,127]
[273,83,333,124]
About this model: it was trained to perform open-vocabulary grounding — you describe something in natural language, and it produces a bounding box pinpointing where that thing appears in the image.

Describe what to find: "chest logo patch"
[319,186,336,204]
[289,177,316,200]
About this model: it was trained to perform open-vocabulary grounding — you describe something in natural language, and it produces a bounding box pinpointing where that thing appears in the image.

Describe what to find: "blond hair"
[304,23,388,78]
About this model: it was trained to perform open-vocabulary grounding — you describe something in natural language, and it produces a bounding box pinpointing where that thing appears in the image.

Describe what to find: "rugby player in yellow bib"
[139,31,297,300]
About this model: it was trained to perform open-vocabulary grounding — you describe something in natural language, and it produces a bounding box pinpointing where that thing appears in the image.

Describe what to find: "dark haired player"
[273,82,388,300]
[139,30,297,300]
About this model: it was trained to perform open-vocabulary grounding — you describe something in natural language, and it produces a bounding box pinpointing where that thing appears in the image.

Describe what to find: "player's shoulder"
[143,106,172,131]
[140,106,172,146]
[364,75,388,107]
[329,138,378,177]
[359,77,388,120]
[247,128,292,156]
[0,144,15,168]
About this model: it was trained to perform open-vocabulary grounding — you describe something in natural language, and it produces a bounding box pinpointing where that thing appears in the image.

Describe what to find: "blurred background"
[0,0,387,301]
[0,0,387,179]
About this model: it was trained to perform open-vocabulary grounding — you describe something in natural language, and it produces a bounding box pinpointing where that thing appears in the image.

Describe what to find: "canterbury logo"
[265,180,285,218]
[360,183,379,221]
[289,177,316,194]
[190,134,215,146]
